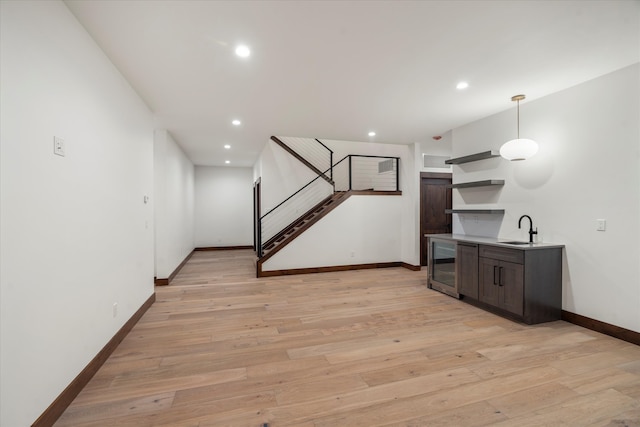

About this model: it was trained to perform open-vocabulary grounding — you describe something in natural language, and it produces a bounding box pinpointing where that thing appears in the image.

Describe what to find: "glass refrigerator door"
[431,240,456,287]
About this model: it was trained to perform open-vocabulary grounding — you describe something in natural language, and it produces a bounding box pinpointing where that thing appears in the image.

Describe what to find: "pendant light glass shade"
[500,94,538,161]
[500,138,538,161]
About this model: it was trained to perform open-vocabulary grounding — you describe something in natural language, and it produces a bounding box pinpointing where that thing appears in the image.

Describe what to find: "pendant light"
[499,94,538,161]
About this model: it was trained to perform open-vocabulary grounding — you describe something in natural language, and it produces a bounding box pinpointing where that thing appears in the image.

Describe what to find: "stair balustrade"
[333,155,400,192]
[258,137,400,259]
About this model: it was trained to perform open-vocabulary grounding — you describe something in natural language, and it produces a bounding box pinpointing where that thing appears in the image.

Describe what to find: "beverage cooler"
[428,237,459,298]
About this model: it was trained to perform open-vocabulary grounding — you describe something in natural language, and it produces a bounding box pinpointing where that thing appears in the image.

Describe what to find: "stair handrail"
[270,136,334,183]
[260,162,336,221]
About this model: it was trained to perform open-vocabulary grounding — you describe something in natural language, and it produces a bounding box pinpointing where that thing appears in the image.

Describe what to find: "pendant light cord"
[516,99,520,139]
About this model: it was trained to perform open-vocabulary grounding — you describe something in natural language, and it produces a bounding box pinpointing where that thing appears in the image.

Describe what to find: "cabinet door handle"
[499,267,504,286]
[493,266,498,285]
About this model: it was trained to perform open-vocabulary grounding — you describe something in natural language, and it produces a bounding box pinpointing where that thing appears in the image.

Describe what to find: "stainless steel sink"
[500,241,532,245]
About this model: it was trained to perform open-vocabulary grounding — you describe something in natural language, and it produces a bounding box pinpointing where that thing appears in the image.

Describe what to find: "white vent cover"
[423,154,450,168]
[378,159,394,173]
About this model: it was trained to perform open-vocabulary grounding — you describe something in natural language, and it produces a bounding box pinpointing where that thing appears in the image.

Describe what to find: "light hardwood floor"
[56,250,640,426]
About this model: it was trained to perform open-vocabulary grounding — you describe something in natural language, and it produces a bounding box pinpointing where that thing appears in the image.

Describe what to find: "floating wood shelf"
[447,179,505,189]
[445,150,500,165]
[445,209,505,214]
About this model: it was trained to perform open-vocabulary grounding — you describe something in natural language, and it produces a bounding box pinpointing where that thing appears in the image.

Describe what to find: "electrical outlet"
[112,302,118,318]
[350,250,355,258]
[596,219,606,231]
[53,136,65,157]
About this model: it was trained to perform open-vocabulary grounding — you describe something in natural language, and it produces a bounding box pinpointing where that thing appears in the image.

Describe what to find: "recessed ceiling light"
[456,81,469,90]
[235,45,250,58]
[368,131,376,137]
[224,144,231,149]
[232,119,241,126]
[225,160,230,164]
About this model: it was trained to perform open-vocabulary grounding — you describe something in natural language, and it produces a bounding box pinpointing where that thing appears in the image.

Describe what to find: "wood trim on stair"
[262,193,342,250]
[154,249,195,286]
[562,310,640,346]
[32,293,156,427]
[257,261,421,277]
[270,136,333,184]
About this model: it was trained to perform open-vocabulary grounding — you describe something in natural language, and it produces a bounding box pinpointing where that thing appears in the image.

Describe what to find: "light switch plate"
[54,136,65,157]
[596,219,606,231]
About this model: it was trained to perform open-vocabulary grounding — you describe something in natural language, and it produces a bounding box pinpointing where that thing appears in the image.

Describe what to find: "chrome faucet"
[518,215,538,243]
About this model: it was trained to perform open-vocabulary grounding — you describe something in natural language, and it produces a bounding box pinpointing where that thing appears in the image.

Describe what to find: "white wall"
[154,130,195,279]
[262,195,402,270]
[0,2,155,425]
[323,139,420,266]
[194,166,253,247]
[450,64,640,332]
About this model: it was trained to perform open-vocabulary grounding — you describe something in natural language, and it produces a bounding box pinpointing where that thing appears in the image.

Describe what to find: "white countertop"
[424,234,564,250]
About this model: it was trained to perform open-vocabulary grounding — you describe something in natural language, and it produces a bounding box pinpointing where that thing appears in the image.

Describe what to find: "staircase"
[259,191,348,261]
[256,136,401,277]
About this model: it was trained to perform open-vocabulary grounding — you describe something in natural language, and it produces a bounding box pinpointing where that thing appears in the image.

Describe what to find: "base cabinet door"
[479,257,524,316]
[479,257,500,306]
[499,261,524,316]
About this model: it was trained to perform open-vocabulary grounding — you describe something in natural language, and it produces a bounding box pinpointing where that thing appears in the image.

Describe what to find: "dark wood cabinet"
[475,244,561,324]
[457,243,478,299]
[425,235,563,325]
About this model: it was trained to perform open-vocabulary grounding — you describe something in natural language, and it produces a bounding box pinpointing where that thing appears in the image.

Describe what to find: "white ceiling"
[65,0,639,167]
